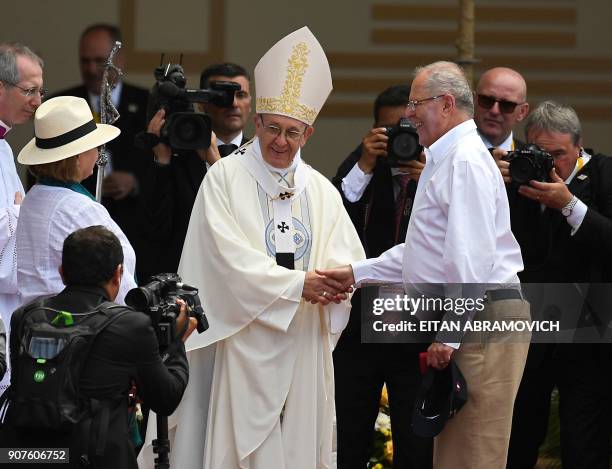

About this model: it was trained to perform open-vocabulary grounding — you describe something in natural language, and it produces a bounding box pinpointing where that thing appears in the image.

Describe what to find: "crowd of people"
[0,21,610,469]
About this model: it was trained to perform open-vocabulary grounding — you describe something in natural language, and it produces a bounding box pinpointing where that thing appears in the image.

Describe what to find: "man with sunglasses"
[474,67,530,152]
[502,101,612,469]
[0,42,44,393]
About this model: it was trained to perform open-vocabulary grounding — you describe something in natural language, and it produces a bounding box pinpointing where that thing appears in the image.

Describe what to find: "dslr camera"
[385,118,423,167]
[146,63,240,150]
[502,144,554,186]
[125,273,209,350]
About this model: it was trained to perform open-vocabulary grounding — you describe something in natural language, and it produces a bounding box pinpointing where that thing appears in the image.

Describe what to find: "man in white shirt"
[320,61,531,469]
[474,67,529,152]
[331,85,433,468]
[0,42,44,392]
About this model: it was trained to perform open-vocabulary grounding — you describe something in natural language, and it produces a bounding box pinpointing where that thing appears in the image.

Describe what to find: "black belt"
[486,288,522,302]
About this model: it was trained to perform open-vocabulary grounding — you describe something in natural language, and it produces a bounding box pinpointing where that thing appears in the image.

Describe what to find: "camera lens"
[166,113,212,150]
[509,157,537,186]
[175,116,200,143]
[391,133,420,162]
[126,286,157,313]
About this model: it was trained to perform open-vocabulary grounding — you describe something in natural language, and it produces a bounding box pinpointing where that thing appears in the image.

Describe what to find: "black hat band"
[35,119,97,149]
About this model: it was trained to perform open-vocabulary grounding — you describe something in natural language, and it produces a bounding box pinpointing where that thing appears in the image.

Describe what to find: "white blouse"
[16,184,137,306]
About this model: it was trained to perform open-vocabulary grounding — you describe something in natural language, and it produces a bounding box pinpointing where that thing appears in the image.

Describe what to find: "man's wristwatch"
[561,195,578,217]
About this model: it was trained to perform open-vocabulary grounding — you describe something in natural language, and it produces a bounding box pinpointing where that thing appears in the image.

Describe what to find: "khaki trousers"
[433,297,531,469]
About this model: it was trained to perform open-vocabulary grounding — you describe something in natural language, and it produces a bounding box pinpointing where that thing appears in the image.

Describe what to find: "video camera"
[125,273,209,350]
[502,144,554,186]
[146,62,240,150]
[385,118,422,167]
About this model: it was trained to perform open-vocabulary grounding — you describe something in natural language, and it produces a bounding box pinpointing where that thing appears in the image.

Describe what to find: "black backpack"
[0,299,130,431]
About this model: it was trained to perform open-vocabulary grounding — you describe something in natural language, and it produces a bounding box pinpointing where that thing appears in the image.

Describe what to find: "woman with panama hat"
[15,95,137,305]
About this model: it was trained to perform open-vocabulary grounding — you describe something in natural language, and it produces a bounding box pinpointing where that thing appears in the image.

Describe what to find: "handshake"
[302,266,356,305]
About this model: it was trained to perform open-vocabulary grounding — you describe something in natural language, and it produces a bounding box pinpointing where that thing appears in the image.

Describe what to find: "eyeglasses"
[259,115,307,141]
[476,94,523,114]
[4,81,48,98]
[407,95,443,112]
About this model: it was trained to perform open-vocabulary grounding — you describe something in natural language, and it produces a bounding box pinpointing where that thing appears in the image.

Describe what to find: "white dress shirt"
[341,162,373,202]
[353,119,523,287]
[341,159,409,203]
[16,184,137,306]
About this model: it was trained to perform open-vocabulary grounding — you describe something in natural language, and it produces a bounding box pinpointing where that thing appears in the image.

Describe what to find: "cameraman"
[331,85,432,469]
[0,225,194,468]
[495,102,612,469]
[140,63,251,275]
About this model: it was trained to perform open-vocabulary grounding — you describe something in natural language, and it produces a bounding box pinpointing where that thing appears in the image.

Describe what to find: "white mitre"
[255,26,333,126]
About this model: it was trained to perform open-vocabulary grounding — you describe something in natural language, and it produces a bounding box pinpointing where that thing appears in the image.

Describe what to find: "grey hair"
[414,61,474,116]
[0,43,44,85]
[524,101,581,145]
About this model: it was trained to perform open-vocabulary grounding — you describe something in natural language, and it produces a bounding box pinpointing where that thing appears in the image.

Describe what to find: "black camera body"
[146,63,240,150]
[385,118,422,167]
[503,144,554,185]
[125,273,209,349]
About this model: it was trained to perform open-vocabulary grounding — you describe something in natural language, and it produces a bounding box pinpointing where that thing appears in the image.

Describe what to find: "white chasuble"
[139,139,365,469]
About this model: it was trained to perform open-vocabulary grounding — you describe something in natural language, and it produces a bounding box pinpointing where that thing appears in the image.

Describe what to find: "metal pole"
[456,0,476,87]
[96,41,122,202]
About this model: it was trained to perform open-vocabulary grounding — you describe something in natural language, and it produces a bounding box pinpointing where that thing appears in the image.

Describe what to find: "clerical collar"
[478,130,514,151]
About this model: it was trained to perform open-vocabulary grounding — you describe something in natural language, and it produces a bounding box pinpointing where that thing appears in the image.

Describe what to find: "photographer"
[498,102,612,469]
[140,63,251,274]
[0,225,194,468]
[331,85,432,469]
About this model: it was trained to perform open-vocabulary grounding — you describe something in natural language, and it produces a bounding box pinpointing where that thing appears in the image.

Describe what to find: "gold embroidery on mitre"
[257,41,318,125]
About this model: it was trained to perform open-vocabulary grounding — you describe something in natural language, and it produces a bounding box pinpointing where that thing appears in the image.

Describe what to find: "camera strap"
[239,138,311,269]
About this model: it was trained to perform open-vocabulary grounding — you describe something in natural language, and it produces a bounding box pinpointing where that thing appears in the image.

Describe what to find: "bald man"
[474,67,530,151]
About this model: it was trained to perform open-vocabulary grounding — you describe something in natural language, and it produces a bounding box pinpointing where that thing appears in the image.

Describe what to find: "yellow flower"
[380,385,389,408]
[373,464,383,469]
[384,439,394,462]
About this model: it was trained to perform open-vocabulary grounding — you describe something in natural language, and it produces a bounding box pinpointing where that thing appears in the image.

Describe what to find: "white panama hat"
[18,96,120,165]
